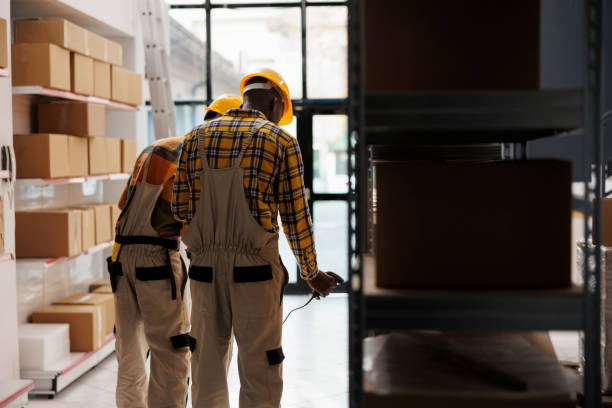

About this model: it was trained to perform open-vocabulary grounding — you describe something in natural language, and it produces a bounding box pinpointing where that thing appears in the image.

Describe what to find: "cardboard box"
[88,137,108,174]
[71,52,94,95]
[375,160,571,289]
[105,39,122,66]
[31,304,103,352]
[11,43,70,91]
[93,286,113,294]
[67,136,88,177]
[93,60,111,99]
[38,102,106,137]
[111,204,121,239]
[93,204,112,244]
[18,323,70,371]
[0,18,7,68]
[16,210,82,258]
[77,207,96,251]
[365,1,540,91]
[602,198,612,247]
[121,140,137,173]
[112,66,142,105]
[86,31,106,61]
[14,18,87,55]
[54,293,115,336]
[106,138,122,174]
[89,279,111,293]
[14,134,70,178]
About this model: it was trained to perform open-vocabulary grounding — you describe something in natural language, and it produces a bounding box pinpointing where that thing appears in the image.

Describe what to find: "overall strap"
[233,120,269,168]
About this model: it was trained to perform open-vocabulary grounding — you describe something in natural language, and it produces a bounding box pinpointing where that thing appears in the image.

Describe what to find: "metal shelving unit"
[347,1,604,407]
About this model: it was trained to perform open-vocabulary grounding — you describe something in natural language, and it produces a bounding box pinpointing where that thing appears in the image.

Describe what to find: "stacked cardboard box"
[18,323,70,370]
[121,140,138,173]
[0,18,7,69]
[111,65,142,106]
[92,204,112,245]
[54,293,115,337]
[12,18,138,102]
[31,304,104,352]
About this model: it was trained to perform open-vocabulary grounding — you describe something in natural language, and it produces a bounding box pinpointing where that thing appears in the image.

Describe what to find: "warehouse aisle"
[28,294,348,408]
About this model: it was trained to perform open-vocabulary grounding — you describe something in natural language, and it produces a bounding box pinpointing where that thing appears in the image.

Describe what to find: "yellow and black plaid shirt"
[172,109,319,280]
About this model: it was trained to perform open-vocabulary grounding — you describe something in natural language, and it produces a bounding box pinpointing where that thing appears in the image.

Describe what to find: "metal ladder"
[139,0,176,140]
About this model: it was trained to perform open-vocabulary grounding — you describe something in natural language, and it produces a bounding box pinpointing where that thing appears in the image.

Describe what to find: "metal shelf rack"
[347,1,604,407]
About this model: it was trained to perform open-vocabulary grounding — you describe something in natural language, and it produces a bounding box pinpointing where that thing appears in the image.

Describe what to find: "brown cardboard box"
[38,102,106,137]
[16,210,82,258]
[86,31,106,61]
[0,18,7,68]
[11,43,70,91]
[93,286,113,294]
[54,293,115,336]
[32,304,103,352]
[89,279,111,293]
[127,70,143,106]
[70,53,94,95]
[67,136,88,177]
[88,137,108,174]
[76,207,95,251]
[14,18,87,55]
[105,39,122,66]
[375,160,571,289]
[93,204,112,244]
[121,140,137,173]
[602,198,612,246]
[111,204,120,239]
[365,1,540,91]
[93,61,111,99]
[105,138,122,174]
[14,134,70,179]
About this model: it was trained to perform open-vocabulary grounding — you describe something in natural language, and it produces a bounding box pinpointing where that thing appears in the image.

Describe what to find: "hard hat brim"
[240,72,293,126]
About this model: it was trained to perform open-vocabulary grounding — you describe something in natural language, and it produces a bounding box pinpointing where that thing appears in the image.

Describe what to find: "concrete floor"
[28,294,349,408]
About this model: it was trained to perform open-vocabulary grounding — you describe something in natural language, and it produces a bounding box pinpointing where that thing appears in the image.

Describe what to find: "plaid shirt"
[172,109,319,280]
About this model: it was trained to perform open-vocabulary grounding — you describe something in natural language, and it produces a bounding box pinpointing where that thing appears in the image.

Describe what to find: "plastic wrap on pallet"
[577,242,612,392]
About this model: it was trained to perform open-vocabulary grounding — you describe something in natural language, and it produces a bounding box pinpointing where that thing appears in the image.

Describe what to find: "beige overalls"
[108,152,191,408]
[183,120,288,408]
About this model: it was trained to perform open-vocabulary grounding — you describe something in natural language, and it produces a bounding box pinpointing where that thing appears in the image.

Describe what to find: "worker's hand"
[307,271,337,298]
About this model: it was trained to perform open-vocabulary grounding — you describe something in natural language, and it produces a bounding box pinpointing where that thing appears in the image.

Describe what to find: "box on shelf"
[93,204,112,244]
[14,133,70,178]
[106,138,122,174]
[105,39,122,66]
[111,66,142,105]
[70,52,94,96]
[601,198,612,247]
[363,332,578,408]
[18,323,70,371]
[89,279,111,293]
[54,293,115,336]
[111,204,120,239]
[121,140,137,173]
[74,207,95,251]
[375,160,571,289]
[31,304,103,352]
[16,210,82,258]
[86,31,106,61]
[93,61,111,99]
[38,102,106,137]
[11,43,70,91]
[365,0,540,91]
[67,136,88,177]
[88,137,108,175]
[14,18,87,55]
[93,286,113,294]
[0,18,7,68]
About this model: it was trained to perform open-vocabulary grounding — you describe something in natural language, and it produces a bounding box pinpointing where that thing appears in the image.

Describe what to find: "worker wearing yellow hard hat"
[109,93,242,408]
[172,67,337,407]
[204,93,242,121]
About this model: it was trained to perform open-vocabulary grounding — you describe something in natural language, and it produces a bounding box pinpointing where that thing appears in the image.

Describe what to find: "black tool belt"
[107,234,181,299]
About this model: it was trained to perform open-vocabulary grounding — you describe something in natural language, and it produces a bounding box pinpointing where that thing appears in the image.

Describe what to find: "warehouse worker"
[172,68,338,408]
[107,94,242,408]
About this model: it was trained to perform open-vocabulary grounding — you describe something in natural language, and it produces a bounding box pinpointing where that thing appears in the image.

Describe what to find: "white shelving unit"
[16,173,129,187]
[0,68,8,78]
[0,380,33,408]
[22,335,115,397]
[12,86,139,111]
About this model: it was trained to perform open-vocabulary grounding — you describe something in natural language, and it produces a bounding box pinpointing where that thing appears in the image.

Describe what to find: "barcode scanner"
[283,271,344,324]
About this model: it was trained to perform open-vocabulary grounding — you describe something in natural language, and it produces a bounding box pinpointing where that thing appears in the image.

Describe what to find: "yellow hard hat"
[240,67,293,126]
[206,93,242,115]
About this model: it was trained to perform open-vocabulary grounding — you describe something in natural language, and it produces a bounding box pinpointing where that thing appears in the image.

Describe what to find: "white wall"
[0,0,20,381]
